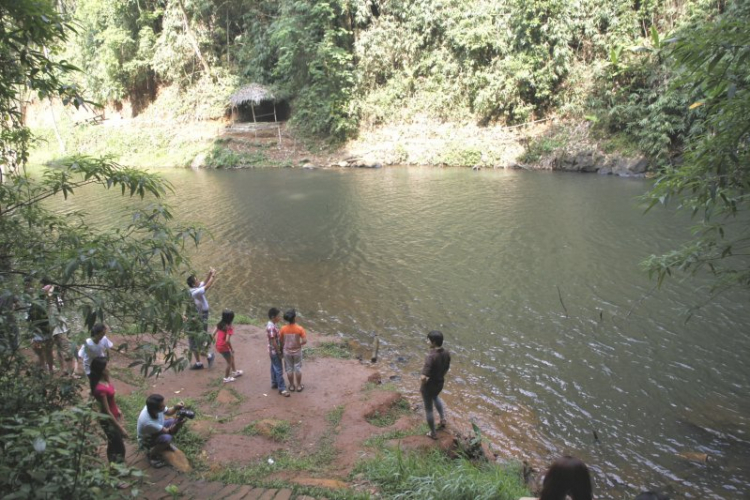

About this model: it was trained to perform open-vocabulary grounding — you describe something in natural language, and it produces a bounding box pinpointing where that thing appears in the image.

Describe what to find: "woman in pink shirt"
[89,357,128,463]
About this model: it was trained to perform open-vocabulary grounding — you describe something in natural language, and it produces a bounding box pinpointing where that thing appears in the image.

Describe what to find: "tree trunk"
[176,0,211,76]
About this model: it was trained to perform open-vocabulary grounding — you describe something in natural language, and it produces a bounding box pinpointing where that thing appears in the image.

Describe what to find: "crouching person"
[136,394,188,468]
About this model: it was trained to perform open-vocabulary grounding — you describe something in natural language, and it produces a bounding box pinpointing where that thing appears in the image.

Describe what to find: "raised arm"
[204,267,217,291]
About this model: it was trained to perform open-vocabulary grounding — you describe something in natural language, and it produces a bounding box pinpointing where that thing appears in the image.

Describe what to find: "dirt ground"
[107,324,456,489]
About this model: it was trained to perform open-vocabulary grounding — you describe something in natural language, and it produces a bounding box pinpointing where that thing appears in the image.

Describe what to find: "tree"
[644,3,750,295]
[0,1,201,496]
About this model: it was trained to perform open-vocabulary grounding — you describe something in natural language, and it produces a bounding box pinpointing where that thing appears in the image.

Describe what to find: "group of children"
[208,306,307,397]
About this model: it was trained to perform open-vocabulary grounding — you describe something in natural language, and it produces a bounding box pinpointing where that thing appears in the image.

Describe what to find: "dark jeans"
[101,421,125,463]
[270,354,286,391]
[188,310,210,352]
[421,382,446,434]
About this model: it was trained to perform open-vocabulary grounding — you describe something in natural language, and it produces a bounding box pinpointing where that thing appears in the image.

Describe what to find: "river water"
[60,166,750,498]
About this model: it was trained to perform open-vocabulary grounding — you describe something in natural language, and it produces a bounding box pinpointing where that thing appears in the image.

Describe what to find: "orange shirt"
[279,323,306,355]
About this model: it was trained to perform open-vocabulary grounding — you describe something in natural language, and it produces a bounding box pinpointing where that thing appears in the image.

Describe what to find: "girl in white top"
[79,323,114,376]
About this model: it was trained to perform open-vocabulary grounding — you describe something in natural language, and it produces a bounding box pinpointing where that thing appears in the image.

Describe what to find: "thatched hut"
[228,84,288,124]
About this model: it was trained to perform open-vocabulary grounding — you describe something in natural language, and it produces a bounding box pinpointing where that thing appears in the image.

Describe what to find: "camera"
[176,408,195,420]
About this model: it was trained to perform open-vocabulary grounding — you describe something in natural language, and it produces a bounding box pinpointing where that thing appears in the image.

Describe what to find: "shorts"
[219,350,232,361]
[284,352,302,373]
[52,333,73,360]
[31,338,51,352]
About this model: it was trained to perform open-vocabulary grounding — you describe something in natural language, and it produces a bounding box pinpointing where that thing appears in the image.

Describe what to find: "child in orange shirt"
[279,309,307,391]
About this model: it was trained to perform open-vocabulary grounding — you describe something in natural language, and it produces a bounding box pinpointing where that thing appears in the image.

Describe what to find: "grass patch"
[363,381,399,393]
[437,142,483,167]
[594,130,641,156]
[242,420,295,443]
[234,313,261,326]
[29,120,216,168]
[204,143,292,168]
[518,132,568,164]
[326,405,345,428]
[109,365,146,389]
[304,341,351,360]
[365,398,411,428]
[363,425,427,448]
[203,388,220,403]
[202,386,243,406]
[354,447,529,500]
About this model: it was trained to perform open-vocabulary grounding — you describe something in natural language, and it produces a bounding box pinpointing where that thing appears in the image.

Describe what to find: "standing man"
[186,268,216,370]
[420,330,451,439]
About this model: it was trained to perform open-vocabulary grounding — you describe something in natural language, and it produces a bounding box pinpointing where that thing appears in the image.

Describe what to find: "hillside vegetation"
[55,1,731,159]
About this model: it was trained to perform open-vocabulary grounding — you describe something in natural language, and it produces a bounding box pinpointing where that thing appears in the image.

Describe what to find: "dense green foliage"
[51,0,724,143]
[643,2,750,294]
[1,1,203,496]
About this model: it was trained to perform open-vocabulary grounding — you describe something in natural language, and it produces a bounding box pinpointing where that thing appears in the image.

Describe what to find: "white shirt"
[190,282,209,312]
[78,336,114,375]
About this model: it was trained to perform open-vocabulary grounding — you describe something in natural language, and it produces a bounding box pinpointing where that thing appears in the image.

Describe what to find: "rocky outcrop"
[543,148,649,177]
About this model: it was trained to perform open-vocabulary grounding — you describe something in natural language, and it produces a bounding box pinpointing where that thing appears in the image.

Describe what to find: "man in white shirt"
[136,394,187,467]
[186,268,216,369]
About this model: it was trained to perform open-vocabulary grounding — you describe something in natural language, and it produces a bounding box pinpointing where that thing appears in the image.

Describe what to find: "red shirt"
[216,326,233,353]
[93,382,120,420]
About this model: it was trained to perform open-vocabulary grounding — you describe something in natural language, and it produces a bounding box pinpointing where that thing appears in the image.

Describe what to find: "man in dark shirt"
[420,330,451,439]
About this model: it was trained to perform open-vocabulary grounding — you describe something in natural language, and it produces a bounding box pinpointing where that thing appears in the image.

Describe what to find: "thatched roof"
[229,84,276,106]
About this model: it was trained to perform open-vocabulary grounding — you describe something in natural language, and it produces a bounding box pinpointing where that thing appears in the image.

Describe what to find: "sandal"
[296,385,304,392]
[437,421,447,430]
[289,385,296,392]
[149,457,166,468]
[426,432,437,440]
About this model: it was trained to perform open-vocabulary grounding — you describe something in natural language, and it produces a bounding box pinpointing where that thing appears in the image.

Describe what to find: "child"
[213,309,242,383]
[279,309,307,392]
[79,323,114,380]
[266,308,289,397]
[420,330,451,439]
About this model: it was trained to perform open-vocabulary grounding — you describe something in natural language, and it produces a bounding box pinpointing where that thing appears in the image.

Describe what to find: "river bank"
[27,97,649,177]
[103,323,531,499]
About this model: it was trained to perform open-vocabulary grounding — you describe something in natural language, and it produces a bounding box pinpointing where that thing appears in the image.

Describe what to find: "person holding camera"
[136,394,193,467]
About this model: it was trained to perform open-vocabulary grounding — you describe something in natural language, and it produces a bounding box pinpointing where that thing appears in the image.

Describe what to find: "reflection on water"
[59,167,750,498]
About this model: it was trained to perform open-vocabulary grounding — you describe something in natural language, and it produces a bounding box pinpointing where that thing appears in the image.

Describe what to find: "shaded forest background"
[53,0,731,160]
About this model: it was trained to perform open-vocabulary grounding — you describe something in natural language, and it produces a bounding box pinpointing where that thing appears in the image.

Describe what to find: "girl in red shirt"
[89,357,128,463]
[213,309,242,383]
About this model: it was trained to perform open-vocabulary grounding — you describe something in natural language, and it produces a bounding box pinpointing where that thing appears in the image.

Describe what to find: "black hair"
[539,456,592,500]
[427,330,444,347]
[146,394,165,419]
[283,309,296,323]
[268,307,280,320]
[187,275,197,288]
[634,493,670,500]
[89,357,108,394]
[41,277,52,286]
[91,323,107,337]
[217,309,235,331]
